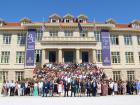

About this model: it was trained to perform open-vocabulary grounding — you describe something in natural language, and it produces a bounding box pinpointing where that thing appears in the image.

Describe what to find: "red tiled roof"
[115,24,130,28]
[0,22,133,29]
[4,22,21,27]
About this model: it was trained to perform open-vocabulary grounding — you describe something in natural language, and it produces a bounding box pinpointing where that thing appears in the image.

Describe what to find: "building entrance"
[64,51,74,63]
[49,51,56,63]
[82,51,89,63]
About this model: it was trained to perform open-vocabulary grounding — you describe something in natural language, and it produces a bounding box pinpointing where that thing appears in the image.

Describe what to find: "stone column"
[91,49,96,63]
[42,49,45,67]
[58,48,62,63]
[42,49,49,66]
[76,49,80,64]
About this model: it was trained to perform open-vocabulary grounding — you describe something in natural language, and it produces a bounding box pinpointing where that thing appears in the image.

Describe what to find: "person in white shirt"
[17,82,21,96]
[114,81,118,95]
[38,81,43,96]
[10,80,15,96]
[6,81,10,96]
[109,81,114,95]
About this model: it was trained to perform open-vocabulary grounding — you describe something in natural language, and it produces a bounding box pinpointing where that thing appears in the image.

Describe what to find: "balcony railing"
[41,37,96,43]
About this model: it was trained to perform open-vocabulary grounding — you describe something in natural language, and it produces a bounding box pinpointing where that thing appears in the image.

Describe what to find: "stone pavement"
[0,95,139,105]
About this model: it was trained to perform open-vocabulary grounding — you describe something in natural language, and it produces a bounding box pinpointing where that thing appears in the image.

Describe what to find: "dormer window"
[66,19,70,23]
[0,18,6,27]
[79,19,84,23]
[105,18,117,25]
[130,20,140,29]
[77,14,88,23]
[49,13,61,23]
[52,19,57,23]
[20,17,31,26]
[132,24,140,29]
[63,14,74,23]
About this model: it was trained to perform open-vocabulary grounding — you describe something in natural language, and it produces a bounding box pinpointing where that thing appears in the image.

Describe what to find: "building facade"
[0,14,140,82]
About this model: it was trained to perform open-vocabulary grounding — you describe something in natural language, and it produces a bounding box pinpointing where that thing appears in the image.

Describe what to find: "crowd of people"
[1,63,140,97]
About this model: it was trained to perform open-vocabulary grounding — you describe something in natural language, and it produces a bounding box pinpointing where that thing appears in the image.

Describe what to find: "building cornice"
[112,28,140,32]
[0,27,26,31]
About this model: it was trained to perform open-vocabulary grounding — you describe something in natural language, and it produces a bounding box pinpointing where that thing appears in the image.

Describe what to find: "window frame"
[1,51,10,64]
[124,35,132,45]
[125,52,134,63]
[111,52,120,64]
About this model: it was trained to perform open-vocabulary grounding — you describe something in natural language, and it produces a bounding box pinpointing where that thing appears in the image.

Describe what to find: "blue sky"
[0,0,139,23]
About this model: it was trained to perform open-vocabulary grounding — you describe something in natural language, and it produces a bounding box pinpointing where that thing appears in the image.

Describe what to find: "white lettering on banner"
[27,45,34,49]
[104,57,110,63]
[102,46,110,49]
[27,57,33,63]
[28,33,34,43]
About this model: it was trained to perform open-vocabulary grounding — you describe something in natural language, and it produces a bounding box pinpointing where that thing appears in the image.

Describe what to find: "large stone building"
[0,14,140,82]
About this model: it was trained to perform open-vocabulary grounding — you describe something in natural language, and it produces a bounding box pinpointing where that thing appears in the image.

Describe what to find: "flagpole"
[41,17,46,32]
[93,18,96,31]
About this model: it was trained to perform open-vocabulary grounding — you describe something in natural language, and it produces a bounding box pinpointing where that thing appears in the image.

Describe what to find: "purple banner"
[101,30,111,66]
[25,29,36,66]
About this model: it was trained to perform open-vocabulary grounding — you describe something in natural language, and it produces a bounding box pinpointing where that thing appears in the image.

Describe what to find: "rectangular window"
[15,72,24,81]
[124,35,132,45]
[96,50,102,62]
[0,71,8,82]
[1,51,10,63]
[94,31,101,42]
[79,19,83,23]
[137,36,140,45]
[35,50,42,63]
[66,19,70,23]
[111,52,120,64]
[113,71,121,81]
[80,31,87,37]
[36,30,43,42]
[3,34,11,44]
[16,51,25,63]
[110,35,119,45]
[127,71,135,81]
[125,52,134,63]
[64,30,73,37]
[49,31,58,37]
[52,19,57,23]
[17,33,26,45]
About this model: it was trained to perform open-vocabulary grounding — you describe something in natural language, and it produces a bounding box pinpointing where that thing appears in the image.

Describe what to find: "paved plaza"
[0,95,139,105]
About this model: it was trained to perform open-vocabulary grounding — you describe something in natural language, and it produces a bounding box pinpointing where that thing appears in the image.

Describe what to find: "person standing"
[63,80,70,97]
[136,80,140,95]
[101,81,108,96]
[109,80,114,95]
[97,81,102,96]
[80,79,86,96]
[53,80,58,96]
[1,81,6,96]
[10,80,15,96]
[121,81,126,95]
[86,79,91,97]
[38,80,43,96]
[49,80,54,97]
[17,81,21,96]
[114,81,118,95]
[20,81,25,96]
[71,78,76,97]
[42,80,49,97]
[33,81,39,96]
[91,80,97,96]
[30,81,34,96]
[58,81,63,97]
[6,80,10,96]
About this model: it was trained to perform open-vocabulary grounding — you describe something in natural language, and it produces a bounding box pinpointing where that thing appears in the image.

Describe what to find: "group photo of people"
[1,63,140,97]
